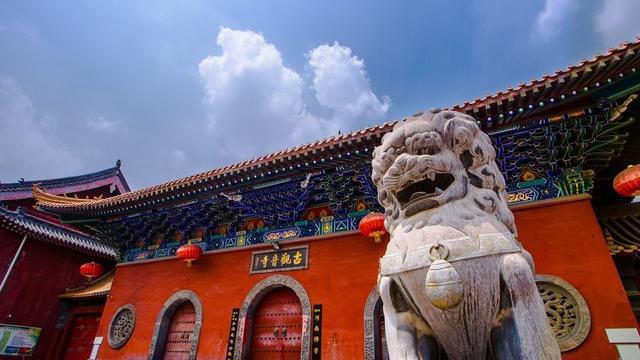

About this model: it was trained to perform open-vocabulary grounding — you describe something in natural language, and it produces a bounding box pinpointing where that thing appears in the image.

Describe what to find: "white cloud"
[308,42,390,130]
[86,115,118,132]
[0,76,82,180]
[198,27,389,161]
[594,0,640,46]
[532,0,577,41]
[171,148,186,164]
[198,27,315,159]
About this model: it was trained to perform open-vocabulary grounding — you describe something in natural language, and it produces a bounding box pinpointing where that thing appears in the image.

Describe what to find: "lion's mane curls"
[372,109,516,237]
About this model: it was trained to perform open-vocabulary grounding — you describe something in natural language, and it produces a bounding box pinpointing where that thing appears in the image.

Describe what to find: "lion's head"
[372,109,516,238]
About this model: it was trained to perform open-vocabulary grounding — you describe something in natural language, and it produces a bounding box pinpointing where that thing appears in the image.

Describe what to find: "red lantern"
[614,164,640,197]
[176,242,203,267]
[359,212,387,243]
[80,262,103,280]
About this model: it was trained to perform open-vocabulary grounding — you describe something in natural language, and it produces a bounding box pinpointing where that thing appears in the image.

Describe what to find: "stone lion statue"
[372,109,560,359]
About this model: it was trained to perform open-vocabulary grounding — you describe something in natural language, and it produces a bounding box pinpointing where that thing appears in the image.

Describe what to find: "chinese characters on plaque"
[250,246,308,274]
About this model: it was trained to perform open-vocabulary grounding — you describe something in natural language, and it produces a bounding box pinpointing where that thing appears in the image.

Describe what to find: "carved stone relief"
[535,274,591,351]
[108,304,135,349]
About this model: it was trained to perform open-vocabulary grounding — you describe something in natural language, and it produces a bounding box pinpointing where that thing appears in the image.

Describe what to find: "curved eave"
[449,36,640,127]
[35,122,394,216]
[0,206,117,259]
[59,271,113,300]
[0,163,130,201]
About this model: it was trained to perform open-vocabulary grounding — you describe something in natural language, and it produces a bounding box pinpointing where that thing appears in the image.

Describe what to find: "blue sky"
[0,0,638,189]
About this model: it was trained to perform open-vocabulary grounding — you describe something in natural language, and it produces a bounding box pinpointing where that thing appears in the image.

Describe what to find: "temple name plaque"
[250,245,308,274]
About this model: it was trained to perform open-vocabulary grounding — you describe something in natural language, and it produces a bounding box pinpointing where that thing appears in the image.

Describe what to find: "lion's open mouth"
[396,173,455,213]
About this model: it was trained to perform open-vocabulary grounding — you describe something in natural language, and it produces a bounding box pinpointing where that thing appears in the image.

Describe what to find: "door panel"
[249,287,302,359]
[63,313,101,360]
[163,302,196,360]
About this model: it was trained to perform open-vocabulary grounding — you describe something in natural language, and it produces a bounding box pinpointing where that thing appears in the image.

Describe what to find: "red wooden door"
[63,313,101,360]
[249,287,302,359]
[162,302,196,360]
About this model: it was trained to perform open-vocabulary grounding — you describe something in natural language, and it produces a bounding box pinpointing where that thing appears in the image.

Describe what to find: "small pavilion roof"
[0,206,117,259]
[59,271,113,300]
[0,161,130,201]
[34,37,640,217]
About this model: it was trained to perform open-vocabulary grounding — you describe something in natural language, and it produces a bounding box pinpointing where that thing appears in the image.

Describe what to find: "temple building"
[0,163,128,359]
[6,38,640,358]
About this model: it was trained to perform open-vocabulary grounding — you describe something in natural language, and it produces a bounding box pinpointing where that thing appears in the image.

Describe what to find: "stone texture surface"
[372,109,561,359]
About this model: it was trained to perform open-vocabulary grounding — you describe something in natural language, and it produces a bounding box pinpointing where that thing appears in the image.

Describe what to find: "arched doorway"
[148,290,203,360]
[249,287,302,359]
[162,301,197,358]
[234,275,311,360]
[364,288,389,360]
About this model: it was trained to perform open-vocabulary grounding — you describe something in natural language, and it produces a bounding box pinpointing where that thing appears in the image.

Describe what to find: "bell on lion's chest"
[425,259,464,310]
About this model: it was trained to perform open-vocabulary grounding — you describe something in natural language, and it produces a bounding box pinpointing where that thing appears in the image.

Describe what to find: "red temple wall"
[0,228,111,359]
[513,196,637,359]
[95,195,636,359]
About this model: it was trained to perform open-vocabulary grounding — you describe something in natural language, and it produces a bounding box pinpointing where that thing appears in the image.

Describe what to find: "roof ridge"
[1,206,99,238]
[37,120,396,210]
[0,205,117,258]
[449,36,640,110]
[1,165,119,188]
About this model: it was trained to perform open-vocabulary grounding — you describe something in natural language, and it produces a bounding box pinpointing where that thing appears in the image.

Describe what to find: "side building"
[35,39,640,359]
[0,162,129,359]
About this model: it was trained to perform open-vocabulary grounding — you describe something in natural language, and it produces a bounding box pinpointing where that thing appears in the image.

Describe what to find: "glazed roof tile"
[0,206,117,259]
[450,37,640,122]
[0,162,130,200]
[36,37,640,215]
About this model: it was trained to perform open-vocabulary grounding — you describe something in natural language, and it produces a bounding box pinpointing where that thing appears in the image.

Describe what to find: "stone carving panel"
[108,304,135,349]
[535,275,591,351]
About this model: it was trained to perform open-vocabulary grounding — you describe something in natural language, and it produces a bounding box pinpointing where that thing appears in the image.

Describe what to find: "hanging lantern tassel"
[176,240,203,267]
[359,212,387,244]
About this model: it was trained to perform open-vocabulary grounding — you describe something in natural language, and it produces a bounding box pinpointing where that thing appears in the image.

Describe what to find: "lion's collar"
[379,232,522,276]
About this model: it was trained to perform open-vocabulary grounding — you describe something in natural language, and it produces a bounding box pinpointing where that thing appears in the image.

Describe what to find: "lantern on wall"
[80,262,103,281]
[613,164,640,197]
[176,242,203,267]
[359,212,387,243]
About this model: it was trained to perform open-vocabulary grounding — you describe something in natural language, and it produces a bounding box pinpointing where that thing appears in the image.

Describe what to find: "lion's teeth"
[434,187,444,195]
[427,173,435,181]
